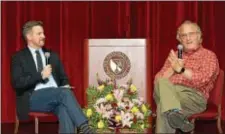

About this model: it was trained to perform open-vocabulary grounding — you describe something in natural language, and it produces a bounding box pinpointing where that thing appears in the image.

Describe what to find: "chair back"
[208,69,224,106]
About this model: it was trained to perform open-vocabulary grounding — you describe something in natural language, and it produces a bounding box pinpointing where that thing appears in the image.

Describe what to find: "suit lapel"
[24,47,37,73]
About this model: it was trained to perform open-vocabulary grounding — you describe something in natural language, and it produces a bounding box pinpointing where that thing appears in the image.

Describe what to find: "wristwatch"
[177,67,185,74]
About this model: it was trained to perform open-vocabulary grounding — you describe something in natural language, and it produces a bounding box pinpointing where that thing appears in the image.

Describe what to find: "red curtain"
[1,1,225,123]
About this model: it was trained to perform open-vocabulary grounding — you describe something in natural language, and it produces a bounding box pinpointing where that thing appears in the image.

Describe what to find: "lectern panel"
[86,39,148,101]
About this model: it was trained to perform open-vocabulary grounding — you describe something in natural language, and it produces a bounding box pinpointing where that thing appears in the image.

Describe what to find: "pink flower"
[113,89,124,102]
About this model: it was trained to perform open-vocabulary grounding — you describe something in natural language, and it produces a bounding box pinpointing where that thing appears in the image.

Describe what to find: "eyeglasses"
[179,32,199,40]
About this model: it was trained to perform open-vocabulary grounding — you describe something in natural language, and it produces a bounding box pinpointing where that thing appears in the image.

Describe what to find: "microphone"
[43,52,50,83]
[177,44,183,59]
[44,52,50,65]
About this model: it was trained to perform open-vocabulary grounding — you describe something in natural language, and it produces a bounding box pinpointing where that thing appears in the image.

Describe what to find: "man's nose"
[186,34,191,40]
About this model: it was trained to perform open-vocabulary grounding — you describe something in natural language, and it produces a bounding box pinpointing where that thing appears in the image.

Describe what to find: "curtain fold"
[1,1,225,123]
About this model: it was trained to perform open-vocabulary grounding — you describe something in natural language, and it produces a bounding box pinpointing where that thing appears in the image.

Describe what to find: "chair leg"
[217,117,223,134]
[190,119,195,134]
[14,116,19,134]
[35,117,39,134]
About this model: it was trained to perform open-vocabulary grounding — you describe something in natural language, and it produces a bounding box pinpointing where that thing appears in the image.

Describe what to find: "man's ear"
[176,33,183,43]
[197,34,202,43]
[26,32,32,40]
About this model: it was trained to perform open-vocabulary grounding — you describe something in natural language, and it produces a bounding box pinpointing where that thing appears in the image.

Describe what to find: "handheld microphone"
[43,52,50,83]
[44,52,50,65]
[177,44,183,59]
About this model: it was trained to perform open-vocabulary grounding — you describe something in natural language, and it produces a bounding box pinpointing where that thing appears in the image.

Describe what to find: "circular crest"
[103,51,131,79]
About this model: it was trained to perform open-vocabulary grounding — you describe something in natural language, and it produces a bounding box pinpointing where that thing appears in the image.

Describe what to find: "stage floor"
[1,120,224,134]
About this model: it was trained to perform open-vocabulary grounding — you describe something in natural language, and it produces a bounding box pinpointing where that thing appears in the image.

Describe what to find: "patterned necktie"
[35,50,43,72]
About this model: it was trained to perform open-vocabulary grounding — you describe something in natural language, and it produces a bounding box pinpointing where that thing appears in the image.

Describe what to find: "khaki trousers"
[153,78,207,133]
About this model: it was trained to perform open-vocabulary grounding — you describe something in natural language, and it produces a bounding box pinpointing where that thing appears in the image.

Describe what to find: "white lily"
[132,99,142,106]
[121,111,134,128]
[96,98,106,105]
[128,101,134,110]
[102,110,113,119]
[105,104,112,110]
[95,104,106,115]
[136,112,144,120]
[118,101,126,109]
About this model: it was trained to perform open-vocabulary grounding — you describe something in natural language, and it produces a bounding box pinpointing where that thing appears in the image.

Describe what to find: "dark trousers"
[29,87,87,133]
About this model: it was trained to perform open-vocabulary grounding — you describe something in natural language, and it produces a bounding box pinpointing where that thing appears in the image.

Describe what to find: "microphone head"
[44,52,50,58]
[177,44,183,50]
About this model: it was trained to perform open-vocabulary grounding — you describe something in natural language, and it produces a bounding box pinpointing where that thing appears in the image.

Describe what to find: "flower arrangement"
[83,73,152,133]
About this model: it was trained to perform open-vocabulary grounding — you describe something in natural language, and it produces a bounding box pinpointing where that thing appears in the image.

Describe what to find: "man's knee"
[61,89,73,97]
[157,78,169,84]
[154,78,168,92]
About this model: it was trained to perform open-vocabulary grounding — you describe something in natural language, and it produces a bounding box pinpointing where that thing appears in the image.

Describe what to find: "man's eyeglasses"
[179,32,199,40]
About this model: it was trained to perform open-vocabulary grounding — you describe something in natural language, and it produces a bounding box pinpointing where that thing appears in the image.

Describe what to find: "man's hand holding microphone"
[167,44,193,80]
[41,64,52,80]
[162,44,184,78]
[41,52,51,81]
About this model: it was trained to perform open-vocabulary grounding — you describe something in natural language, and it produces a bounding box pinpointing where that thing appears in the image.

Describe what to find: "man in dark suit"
[11,20,94,134]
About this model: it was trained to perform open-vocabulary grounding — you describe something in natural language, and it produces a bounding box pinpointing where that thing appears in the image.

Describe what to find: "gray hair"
[176,20,202,42]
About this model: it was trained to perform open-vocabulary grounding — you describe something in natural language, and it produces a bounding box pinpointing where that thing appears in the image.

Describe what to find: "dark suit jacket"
[10,47,69,120]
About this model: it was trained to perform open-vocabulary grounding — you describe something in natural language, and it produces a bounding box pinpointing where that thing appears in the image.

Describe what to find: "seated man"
[153,20,219,133]
[11,20,94,134]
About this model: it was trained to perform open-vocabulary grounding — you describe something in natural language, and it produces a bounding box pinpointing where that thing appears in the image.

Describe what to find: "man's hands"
[41,65,52,79]
[161,49,193,80]
[168,50,184,73]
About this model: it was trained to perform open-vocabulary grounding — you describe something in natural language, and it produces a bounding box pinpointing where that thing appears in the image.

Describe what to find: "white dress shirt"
[28,46,58,90]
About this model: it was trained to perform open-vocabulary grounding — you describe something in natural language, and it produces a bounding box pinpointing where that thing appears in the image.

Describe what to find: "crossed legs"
[154,78,206,133]
[29,87,93,133]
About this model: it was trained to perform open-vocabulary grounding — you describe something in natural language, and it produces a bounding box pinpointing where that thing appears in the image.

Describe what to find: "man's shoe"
[167,111,194,132]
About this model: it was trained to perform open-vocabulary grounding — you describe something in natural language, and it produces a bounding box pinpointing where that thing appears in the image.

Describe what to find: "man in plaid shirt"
[154,20,219,133]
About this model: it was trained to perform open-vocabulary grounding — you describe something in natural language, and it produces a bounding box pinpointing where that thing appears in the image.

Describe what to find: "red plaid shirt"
[155,46,219,99]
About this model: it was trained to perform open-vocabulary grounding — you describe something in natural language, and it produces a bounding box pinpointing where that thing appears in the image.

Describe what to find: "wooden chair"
[190,69,224,134]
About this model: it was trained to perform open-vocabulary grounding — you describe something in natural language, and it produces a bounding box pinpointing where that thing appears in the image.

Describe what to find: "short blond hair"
[176,20,202,42]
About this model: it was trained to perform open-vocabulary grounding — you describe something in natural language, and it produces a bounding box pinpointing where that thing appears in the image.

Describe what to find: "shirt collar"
[28,45,42,55]
[183,45,203,56]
